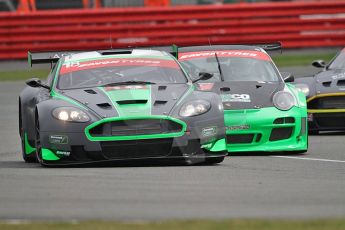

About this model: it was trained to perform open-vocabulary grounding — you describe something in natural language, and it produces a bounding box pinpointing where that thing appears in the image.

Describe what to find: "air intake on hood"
[322,81,331,87]
[154,100,167,106]
[97,103,112,109]
[117,100,147,105]
[337,80,345,86]
[84,89,97,94]
[158,86,167,91]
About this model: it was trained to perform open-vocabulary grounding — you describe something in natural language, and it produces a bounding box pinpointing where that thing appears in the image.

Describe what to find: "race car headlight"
[179,100,211,117]
[273,91,296,111]
[294,83,310,96]
[52,107,90,122]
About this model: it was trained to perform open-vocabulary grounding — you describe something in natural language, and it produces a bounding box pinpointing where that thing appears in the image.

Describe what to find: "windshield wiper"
[102,81,156,87]
[214,53,224,81]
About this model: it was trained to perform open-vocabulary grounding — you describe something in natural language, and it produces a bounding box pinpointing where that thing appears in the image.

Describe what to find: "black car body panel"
[19,49,227,166]
[294,48,345,132]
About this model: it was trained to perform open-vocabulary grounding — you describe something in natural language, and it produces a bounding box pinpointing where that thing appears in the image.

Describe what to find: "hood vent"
[337,80,345,86]
[117,100,147,105]
[97,103,112,109]
[220,87,230,92]
[85,89,97,94]
[154,100,167,106]
[322,81,331,87]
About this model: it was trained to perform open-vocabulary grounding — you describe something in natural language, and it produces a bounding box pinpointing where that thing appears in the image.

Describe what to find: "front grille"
[227,134,254,144]
[101,138,173,159]
[269,127,293,141]
[89,119,183,137]
[308,96,345,109]
[314,113,345,128]
[273,117,295,124]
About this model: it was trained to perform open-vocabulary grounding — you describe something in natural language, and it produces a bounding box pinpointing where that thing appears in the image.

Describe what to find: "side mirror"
[192,72,213,83]
[281,72,295,83]
[26,78,50,90]
[312,60,326,68]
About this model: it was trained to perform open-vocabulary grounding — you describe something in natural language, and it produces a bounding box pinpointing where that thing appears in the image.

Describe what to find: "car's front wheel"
[19,103,36,163]
[308,130,319,135]
[203,156,225,165]
[20,132,37,163]
[34,115,43,165]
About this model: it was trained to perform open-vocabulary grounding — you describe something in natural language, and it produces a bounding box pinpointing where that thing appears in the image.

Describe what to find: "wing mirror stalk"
[281,72,295,83]
[26,78,50,90]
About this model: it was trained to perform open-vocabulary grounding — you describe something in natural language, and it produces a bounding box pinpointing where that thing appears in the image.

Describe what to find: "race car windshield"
[57,58,187,90]
[328,51,345,70]
[180,56,280,82]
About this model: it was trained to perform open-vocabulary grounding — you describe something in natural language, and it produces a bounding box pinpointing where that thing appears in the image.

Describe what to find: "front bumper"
[225,107,308,153]
[307,92,345,131]
[39,116,226,165]
[308,111,345,131]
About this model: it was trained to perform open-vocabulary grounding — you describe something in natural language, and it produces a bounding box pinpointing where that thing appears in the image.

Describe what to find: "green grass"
[0,69,49,81]
[1,219,345,230]
[0,52,337,81]
[272,52,335,67]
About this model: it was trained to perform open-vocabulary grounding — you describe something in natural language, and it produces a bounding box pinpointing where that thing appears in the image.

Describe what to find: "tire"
[289,150,307,154]
[34,115,43,165]
[19,103,36,163]
[308,130,319,135]
[203,156,225,165]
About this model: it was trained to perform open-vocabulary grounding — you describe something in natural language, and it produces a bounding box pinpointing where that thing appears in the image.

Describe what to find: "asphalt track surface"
[0,81,345,221]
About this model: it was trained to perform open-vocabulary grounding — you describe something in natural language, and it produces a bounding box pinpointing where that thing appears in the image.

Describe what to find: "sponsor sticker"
[202,126,217,137]
[331,73,345,80]
[226,125,250,131]
[221,94,251,103]
[56,151,71,157]
[178,50,271,61]
[60,58,179,74]
[49,135,68,144]
[104,85,148,91]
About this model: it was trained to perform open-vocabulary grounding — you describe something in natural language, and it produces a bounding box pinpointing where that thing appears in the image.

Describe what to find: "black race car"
[19,49,227,166]
[294,48,345,134]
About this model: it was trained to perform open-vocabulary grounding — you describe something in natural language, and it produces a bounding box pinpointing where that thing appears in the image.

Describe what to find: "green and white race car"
[178,45,308,153]
[19,49,227,166]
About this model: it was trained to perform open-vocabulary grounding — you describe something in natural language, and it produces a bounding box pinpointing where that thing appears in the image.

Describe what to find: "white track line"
[271,156,345,163]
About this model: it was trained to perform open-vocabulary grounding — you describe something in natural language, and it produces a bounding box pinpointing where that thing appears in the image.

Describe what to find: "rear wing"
[174,42,282,57]
[28,45,178,67]
[28,51,75,66]
[244,42,282,51]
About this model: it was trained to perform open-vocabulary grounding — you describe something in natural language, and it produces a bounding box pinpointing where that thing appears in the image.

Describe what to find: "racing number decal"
[221,94,251,103]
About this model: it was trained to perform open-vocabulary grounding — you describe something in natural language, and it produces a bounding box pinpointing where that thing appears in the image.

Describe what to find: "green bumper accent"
[41,148,60,161]
[225,106,308,153]
[202,138,226,152]
[24,133,36,155]
[50,90,86,109]
[85,116,187,142]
